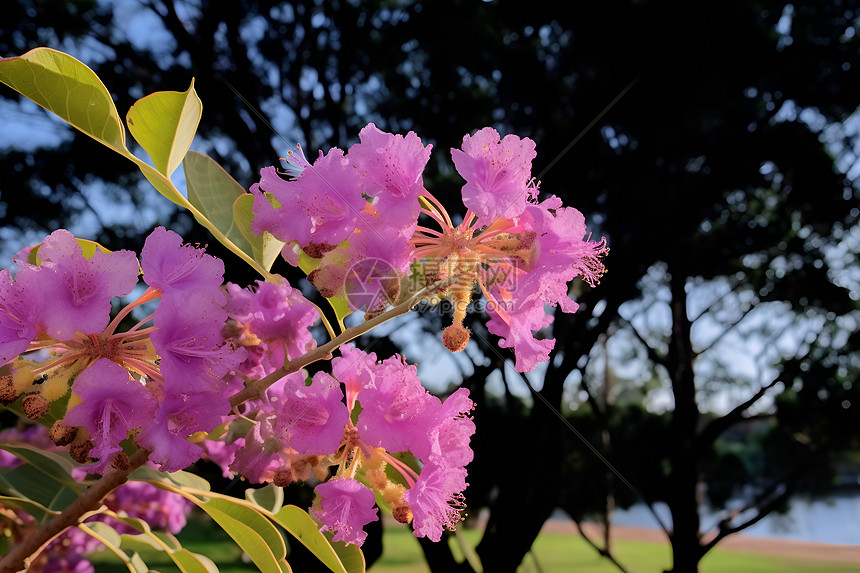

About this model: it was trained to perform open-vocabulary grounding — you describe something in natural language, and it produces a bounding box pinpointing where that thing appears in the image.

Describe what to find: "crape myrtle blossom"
[251,124,606,371]
[251,123,432,313]
[0,226,321,475]
[205,344,475,545]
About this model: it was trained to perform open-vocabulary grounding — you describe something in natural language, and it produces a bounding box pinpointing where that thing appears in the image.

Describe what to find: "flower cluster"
[0,227,315,475]
[0,122,603,555]
[207,344,474,545]
[252,125,607,371]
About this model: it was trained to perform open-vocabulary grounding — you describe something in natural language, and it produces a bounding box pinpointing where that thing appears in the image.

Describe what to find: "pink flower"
[413,388,475,469]
[141,226,225,306]
[151,299,237,395]
[404,463,467,542]
[225,280,317,367]
[271,371,348,455]
[24,229,138,341]
[136,397,207,473]
[251,148,366,250]
[355,356,436,453]
[350,123,432,202]
[63,359,157,474]
[451,127,536,226]
[332,344,378,412]
[0,269,38,365]
[311,478,379,546]
[484,196,607,371]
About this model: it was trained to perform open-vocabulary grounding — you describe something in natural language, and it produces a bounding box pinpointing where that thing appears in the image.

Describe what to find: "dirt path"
[540,520,860,564]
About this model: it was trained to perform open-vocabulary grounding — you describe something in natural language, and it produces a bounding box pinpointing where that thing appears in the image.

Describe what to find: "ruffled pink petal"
[64,359,157,473]
[141,226,225,304]
[312,478,379,546]
[405,463,467,542]
[451,128,536,226]
[31,229,138,341]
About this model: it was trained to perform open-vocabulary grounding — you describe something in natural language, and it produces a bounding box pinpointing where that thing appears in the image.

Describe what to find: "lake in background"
[598,493,860,545]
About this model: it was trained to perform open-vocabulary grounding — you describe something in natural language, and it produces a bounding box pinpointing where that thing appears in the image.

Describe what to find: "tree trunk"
[664,273,703,573]
[475,364,567,572]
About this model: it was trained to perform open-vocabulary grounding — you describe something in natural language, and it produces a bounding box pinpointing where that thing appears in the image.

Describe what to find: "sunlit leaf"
[196,497,287,573]
[129,465,212,492]
[171,549,221,573]
[0,48,273,278]
[327,534,366,573]
[127,80,201,176]
[0,47,126,153]
[232,193,286,272]
[246,483,284,514]
[110,514,218,573]
[79,522,149,573]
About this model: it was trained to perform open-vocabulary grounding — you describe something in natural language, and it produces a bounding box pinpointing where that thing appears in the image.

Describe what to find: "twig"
[573,519,630,573]
[228,276,457,407]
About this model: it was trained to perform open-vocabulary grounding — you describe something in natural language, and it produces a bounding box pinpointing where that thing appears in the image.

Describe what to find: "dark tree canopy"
[1,1,858,572]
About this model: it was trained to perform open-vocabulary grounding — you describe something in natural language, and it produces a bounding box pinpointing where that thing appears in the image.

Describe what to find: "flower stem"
[229,275,458,408]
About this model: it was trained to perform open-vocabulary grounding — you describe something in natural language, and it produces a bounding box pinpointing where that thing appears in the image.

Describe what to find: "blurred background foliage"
[1,1,858,572]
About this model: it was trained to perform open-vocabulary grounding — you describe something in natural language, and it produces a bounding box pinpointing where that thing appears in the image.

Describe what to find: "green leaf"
[111,515,219,573]
[196,497,287,573]
[0,444,83,492]
[126,80,201,176]
[0,47,127,153]
[184,151,255,255]
[130,465,212,492]
[232,193,286,272]
[0,494,58,522]
[0,445,84,523]
[246,483,284,514]
[0,465,80,522]
[79,522,150,573]
[271,505,363,573]
[171,549,221,573]
[327,534,366,573]
[135,158,191,208]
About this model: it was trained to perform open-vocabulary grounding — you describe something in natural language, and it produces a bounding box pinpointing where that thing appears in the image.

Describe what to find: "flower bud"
[70,439,94,464]
[111,452,130,471]
[393,504,413,524]
[0,375,17,406]
[22,394,50,420]
[442,324,470,353]
[273,468,294,487]
[49,421,78,446]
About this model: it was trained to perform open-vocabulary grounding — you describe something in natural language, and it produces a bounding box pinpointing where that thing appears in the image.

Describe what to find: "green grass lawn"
[371,524,857,573]
[89,517,855,572]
